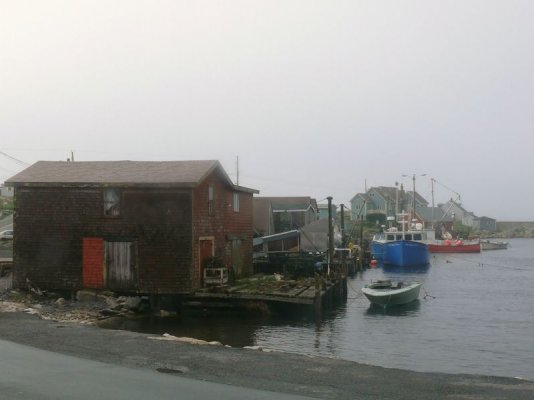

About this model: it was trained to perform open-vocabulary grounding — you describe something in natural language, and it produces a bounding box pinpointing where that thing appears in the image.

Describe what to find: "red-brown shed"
[6,160,258,294]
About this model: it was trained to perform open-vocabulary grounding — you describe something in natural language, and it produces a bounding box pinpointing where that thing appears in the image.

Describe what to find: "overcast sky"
[1,1,532,220]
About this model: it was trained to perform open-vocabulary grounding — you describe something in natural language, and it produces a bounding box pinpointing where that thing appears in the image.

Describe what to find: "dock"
[185,272,348,317]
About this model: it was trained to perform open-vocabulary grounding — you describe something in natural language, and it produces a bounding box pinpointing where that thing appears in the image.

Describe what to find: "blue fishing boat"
[371,212,431,267]
[383,239,429,267]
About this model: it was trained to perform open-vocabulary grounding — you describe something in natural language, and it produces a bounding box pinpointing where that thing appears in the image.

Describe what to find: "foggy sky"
[1,1,533,220]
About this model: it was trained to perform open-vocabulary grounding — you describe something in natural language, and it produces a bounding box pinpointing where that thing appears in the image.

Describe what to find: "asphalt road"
[0,339,312,400]
[0,312,533,399]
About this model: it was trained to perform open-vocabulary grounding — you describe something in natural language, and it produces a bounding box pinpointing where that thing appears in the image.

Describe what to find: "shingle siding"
[14,187,194,293]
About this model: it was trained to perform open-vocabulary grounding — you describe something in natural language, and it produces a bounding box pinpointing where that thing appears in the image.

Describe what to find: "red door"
[82,238,104,289]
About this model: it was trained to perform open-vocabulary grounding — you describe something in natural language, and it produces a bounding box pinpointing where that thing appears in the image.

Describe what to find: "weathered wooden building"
[6,160,258,294]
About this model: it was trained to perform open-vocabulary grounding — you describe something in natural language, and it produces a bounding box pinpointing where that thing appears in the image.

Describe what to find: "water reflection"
[365,299,421,317]
[382,262,431,274]
[99,313,263,347]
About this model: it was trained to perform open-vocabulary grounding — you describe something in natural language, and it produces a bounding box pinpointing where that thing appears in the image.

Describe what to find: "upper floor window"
[233,192,240,212]
[104,188,120,216]
[208,185,214,216]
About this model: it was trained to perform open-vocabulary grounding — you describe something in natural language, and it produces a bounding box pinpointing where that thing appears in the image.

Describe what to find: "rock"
[123,296,142,311]
[76,290,97,302]
[244,345,263,351]
[55,298,66,307]
[100,308,120,316]
[159,310,177,317]
[97,294,120,309]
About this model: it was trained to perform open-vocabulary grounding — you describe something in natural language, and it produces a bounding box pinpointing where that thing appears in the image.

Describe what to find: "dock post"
[314,273,322,320]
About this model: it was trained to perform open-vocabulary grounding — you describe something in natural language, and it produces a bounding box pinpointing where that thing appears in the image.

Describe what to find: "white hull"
[362,282,422,307]
[481,240,508,250]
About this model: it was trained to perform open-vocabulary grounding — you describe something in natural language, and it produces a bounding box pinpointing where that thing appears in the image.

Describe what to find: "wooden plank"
[192,292,315,305]
[297,286,318,299]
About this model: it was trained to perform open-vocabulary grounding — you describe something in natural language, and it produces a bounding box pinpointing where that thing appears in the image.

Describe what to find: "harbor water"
[108,238,534,380]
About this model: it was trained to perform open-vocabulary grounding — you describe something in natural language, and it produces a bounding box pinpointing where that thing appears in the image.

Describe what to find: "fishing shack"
[6,160,258,295]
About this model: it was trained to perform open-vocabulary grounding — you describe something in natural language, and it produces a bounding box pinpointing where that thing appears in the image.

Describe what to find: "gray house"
[350,186,428,223]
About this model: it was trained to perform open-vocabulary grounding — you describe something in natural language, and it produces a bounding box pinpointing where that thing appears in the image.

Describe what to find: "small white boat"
[361,280,422,307]
[480,240,508,250]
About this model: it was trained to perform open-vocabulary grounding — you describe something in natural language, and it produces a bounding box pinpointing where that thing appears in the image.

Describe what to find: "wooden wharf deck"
[187,274,348,313]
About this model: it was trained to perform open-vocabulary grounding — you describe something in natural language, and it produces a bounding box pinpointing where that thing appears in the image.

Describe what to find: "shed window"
[104,188,120,216]
[233,192,240,212]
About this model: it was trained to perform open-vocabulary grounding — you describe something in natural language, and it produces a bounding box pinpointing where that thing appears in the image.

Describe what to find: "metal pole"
[327,196,334,277]
[431,178,435,229]
[340,204,345,248]
[412,174,416,220]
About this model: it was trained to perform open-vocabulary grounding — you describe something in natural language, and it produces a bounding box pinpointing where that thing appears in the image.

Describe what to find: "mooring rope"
[422,286,436,300]
[440,255,533,272]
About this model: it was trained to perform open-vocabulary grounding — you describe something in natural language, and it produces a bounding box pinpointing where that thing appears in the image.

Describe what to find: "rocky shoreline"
[0,286,156,326]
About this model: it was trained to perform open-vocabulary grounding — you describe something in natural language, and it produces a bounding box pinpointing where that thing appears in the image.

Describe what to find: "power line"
[0,151,29,167]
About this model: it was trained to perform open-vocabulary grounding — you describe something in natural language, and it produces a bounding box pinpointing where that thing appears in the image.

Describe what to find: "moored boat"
[371,212,431,267]
[361,280,422,307]
[480,240,509,250]
[428,239,480,253]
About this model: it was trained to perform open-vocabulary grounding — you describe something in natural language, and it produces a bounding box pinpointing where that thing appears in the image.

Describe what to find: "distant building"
[474,216,497,232]
[317,203,337,220]
[253,196,318,236]
[0,185,14,197]
[350,186,428,223]
[439,200,497,232]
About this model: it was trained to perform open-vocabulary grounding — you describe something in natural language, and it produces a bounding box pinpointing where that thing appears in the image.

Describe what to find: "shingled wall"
[13,187,193,293]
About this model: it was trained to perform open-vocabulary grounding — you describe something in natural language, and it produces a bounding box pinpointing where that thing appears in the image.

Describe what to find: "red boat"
[427,239,481,253]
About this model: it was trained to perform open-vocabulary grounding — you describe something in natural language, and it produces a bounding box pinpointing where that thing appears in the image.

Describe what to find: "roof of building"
[372,186,398,201]
[415,206,453,222]
[255,196,317,213]
[350,193,370,203]
[6,160,258,193]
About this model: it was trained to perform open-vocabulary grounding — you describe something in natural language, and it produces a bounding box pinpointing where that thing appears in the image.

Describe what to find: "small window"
[104,188,120,216]
[386,234,395,241]
[405,234,412,240]
[208,185,214,216]
[233,192,240,212]
[414,234,422,240]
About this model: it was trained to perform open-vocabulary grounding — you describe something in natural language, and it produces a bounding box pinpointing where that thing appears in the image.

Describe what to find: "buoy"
[370,259,378,268]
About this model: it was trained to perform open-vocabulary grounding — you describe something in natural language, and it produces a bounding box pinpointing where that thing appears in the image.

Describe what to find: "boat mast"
[431,178,435,230]
[402,173,426,226]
